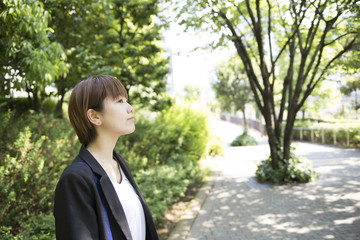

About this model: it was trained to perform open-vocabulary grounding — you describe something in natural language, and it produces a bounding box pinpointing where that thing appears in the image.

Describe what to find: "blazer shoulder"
[57,160,95,188]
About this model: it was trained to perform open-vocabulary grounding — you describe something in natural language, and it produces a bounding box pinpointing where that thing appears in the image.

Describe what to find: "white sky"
[162,21,235,98]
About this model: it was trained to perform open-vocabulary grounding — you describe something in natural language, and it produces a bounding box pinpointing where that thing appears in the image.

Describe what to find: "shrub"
[0,97,31,115]
[19,213,55,240]
[152,104,210,161]
[0,110,79,238]
[294,119,360,148]
[207,135,224,156]
[136,155,202,222]
[1,102,213,238]
[117,104,210,169]
[255,148,318,184]
[230,129,257,146]
[115,104,211,222]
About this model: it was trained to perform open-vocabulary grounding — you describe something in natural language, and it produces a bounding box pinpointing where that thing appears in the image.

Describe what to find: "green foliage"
[300,80,340,119]
[153,104,210,160]
[1,0,169,113]
[207,135,224,157]
[1,102,214,238]
[20,213,55,240]
[136,155,202,222]
[0,97,59,115]
[230,129,258,147]
[340,75,360,111]
[114,103,210,222]
[0,0,68,110]
[0,97,30,115]
[0,213,55,240]
[212,57,253,115]
[45,0,169,113]
[174,0,359,177]
[293,119,360,148]
[256,150,319,184]
[0,110,79,237]
[118,103,210,169]
[295,118,360,129]
[184,85,201,101]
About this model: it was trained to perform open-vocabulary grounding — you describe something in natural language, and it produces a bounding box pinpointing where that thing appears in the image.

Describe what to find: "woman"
[54,75,158,240]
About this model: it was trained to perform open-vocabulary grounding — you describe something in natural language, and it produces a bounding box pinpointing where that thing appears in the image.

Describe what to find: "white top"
[109,167,146,240]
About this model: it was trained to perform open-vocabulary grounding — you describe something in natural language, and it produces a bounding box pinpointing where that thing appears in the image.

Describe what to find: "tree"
[300,79,340,119]
[174,0,359,170]
[212,57,253,129]
[98,0,170,110]
[44,0,114,116]
[1,0,170,115]
[335,3,360,74]
[0,0,68,111]
[184,85,201,101]
[45,0,170,116]
[341,75,360,118]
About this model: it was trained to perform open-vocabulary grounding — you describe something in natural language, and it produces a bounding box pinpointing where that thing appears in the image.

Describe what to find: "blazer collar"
[77,145,133,240]
[113,151,158,239]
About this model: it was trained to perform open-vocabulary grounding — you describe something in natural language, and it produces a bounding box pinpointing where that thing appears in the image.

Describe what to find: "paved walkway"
[169,119,360,240]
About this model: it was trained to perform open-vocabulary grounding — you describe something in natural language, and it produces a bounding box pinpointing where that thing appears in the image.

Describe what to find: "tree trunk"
[266,121,280,169]
[55,94,65,118]
[241,108,247,130]
[283,116,296,161]
[302,109,305,120]
[33,86,39,112]
[25,83,33,110]
[262,102,280,168]
[55,76,67,118]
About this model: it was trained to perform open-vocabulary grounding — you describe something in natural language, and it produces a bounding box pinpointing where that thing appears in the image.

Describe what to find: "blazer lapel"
[99,176,133,240]
[113,152,148,205]
[114,152,158,239]
[78,145,133,240]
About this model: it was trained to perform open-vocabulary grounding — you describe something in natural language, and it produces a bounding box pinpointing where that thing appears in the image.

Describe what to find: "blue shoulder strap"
[78,162,113,240]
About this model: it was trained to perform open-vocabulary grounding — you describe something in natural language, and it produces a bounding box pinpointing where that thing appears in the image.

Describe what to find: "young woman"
[54,75,159,240]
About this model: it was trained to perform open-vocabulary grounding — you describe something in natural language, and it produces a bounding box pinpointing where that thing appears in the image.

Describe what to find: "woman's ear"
[87,109,102,126]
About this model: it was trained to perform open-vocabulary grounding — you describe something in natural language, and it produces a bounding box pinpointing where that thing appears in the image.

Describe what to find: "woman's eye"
[118,99,124,103]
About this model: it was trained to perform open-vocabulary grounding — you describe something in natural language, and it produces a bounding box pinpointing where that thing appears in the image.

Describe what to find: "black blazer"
[54,145,159,240]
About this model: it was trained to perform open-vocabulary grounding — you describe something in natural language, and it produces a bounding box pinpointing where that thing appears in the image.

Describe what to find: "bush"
[255,148,318,184]
[20,213,55,240]
[0,110,79,238]
[1,102,213,238]
[136,155,203,222]
[293,119,360,148]
[230,129,257,146]
[117,104,210,170]
[207,135,224,157]
[0,97,31,115]
[115,103,211,222]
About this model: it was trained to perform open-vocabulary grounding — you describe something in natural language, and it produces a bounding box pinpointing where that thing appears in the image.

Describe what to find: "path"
[169,119,360,240]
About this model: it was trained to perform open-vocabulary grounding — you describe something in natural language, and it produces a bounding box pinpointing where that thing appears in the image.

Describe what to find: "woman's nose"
[127,103,133,113]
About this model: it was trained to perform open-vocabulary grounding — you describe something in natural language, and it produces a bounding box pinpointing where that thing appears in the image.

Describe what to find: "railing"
[220,114,267,136]
[220,113,360,148]
[292,127,360,148]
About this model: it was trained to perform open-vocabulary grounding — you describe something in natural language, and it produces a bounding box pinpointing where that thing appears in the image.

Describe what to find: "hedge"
[0,102,214,239]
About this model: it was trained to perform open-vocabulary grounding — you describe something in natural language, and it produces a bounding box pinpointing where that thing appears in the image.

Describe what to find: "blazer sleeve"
[54,165,100,240]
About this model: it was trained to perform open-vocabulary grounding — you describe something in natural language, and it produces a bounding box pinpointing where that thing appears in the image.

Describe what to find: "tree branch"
[232,1,255,34]
[245,0,257,29]
[304,8,342,82]
[266,0,275,89]
[324,32,357,46]
[297,37,356,113]
[216,8,265,113]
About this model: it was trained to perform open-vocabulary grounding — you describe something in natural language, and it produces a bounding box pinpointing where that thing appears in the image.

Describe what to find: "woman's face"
[99,96,135,137]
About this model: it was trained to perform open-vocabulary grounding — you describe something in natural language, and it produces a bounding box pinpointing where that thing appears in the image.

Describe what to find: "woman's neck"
[86,136,122,183]
[86,135,117,164]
